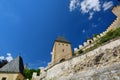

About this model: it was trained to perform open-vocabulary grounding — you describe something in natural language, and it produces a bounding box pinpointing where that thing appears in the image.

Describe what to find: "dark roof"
[55,36,71,44]
[0,56,24,75]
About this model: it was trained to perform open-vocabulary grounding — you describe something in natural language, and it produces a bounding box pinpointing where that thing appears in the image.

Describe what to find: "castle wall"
[44,38,120,80]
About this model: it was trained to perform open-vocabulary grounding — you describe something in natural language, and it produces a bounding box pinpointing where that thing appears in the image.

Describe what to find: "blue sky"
[0,0,119,68]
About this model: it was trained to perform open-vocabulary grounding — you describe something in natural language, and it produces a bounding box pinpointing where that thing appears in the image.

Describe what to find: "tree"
[24,68,40,80]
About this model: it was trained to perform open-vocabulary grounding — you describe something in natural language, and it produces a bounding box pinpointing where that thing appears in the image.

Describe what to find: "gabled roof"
[55,36,71,44]
[0,56,24,75]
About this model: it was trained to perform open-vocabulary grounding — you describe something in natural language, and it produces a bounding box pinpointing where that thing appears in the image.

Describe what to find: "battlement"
[74,31,107,53]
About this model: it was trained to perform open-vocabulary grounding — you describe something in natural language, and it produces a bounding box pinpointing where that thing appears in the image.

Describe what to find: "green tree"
[24,68,40,80]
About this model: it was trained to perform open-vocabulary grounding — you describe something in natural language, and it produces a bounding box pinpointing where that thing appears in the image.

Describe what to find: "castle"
[32,4,120,80]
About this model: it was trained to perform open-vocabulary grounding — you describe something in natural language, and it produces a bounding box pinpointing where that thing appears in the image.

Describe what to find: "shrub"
[24,68,40,80]
[99,27,120,44]
[78,50,83,54]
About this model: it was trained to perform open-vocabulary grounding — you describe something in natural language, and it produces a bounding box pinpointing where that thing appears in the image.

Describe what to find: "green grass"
[99,27,120,44]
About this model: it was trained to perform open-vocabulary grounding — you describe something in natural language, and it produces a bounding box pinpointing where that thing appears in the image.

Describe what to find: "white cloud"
[89,12,94,20]
[6,53,13,62]
[80,0,101,13]
[69,0,79,12]
[103,1,113,11]
[0,56,5,60]
[69,0,113,19]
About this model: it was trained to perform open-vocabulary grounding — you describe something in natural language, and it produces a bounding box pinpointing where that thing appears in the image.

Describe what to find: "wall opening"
[2,77,7,80]
[59,58,65,63]
[89,41,92,44]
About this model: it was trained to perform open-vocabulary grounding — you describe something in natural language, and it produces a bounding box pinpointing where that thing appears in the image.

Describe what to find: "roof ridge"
[55,36,71,44]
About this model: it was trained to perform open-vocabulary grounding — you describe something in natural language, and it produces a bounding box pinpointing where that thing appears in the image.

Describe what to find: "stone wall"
[41,38,120,80]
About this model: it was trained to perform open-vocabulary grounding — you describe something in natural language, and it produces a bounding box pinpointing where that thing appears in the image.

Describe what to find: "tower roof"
[55,36,71,44]
[0,56,24,75]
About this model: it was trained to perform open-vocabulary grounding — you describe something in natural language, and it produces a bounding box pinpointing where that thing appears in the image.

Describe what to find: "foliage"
[93,34,99,37]
[88,27,120,52]
[99,27,120,44]
[24,68,40,80]
[84,43,99,53]
[78,27,120,54]
[78,50,83,54]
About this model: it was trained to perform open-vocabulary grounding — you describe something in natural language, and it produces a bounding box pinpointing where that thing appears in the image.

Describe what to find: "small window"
[62,49,64,52]
[62,44,64,46]
[89,41,92,44]
[2,77,6,80]
[66,44,68,46]
[58,43,60,45]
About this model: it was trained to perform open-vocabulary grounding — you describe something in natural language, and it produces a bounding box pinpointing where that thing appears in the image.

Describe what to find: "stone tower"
[51,36,72,65]
[107,5,120,31]
[112,5,120,17]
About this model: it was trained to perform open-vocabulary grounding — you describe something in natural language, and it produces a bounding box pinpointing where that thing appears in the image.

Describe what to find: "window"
[2,77,6,80]
[62,44,64,46]
[62,49,64,52]
[89,41,92,44]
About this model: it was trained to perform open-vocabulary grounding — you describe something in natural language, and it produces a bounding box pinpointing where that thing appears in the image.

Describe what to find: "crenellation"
[83,42,88,46]
[79,45,83,49]
[93,37,97,41]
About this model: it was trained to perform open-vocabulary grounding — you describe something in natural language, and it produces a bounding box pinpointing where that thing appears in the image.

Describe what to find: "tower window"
[66,44,68,46]
[58,43,60,45]
[62,49,64,52]
[62,44,64,46]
